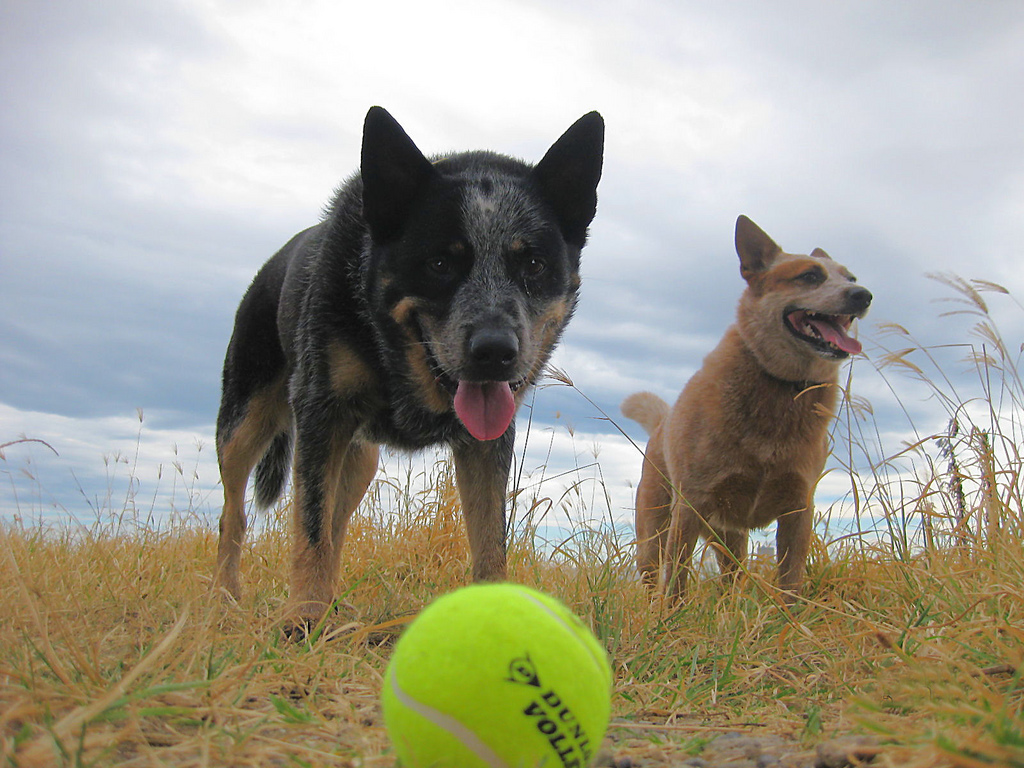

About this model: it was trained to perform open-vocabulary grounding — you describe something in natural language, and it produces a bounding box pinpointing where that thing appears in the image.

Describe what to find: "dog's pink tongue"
[809,317,863,355]
[454,381,516,441]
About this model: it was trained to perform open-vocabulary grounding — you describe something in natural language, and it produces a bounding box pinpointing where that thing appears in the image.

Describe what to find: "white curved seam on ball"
[521,592,607,677]
[390,671,511,768]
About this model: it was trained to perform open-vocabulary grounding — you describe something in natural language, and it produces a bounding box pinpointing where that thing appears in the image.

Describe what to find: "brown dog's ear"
[735,215,783,280]
[810,247,832,261]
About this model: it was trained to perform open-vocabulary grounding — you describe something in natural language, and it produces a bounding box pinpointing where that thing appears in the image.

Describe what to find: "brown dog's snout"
[848,286,872,314]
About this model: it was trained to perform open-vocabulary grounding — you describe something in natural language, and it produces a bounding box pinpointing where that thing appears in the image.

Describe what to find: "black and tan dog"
[215,107,604,625]
[622,216,871,603]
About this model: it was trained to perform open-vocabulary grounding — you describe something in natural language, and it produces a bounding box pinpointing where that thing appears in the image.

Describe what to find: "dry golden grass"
[2,457,1021,767]
[2,275,1022,767]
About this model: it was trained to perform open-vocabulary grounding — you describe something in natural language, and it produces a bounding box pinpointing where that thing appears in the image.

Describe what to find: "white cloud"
[0,403,219,525]
[2,0,1023,561]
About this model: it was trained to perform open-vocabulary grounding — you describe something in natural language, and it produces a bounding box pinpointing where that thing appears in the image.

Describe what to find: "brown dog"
[621,215,871,602]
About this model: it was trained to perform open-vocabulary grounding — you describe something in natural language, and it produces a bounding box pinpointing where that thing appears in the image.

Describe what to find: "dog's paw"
[280,596,355,641]
[281,617,318,642]
[211,573,242,603]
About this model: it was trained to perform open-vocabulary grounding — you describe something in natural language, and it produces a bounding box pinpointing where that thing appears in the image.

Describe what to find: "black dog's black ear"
[361,106,436,242]
[532,111,605,250]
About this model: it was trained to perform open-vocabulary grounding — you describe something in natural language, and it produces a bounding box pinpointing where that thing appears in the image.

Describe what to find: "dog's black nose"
[848,286,873,313]
[468,326,519,379]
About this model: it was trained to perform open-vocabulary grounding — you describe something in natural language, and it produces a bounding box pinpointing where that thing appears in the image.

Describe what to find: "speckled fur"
[213,107,604,628]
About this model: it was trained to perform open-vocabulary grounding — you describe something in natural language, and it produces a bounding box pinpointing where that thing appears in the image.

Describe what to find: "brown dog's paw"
[775,586,807,609]
[281,616,317,642]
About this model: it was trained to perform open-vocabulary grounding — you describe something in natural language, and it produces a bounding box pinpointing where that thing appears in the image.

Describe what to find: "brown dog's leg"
[452,432,514,582]
[634,436,672,588]
[214,383,289,598]
[663,498,703,601]
[776,505,813,602]
[714,527,749,586]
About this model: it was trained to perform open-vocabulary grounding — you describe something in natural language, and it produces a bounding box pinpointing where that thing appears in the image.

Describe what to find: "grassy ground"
[1,480,1021,768]
[2,276,1023,767]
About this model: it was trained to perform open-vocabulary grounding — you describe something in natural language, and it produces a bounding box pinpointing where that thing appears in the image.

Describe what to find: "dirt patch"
[599,732,882,768]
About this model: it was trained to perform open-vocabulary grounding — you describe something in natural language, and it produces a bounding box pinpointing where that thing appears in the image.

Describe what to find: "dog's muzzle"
[466,326,519,382]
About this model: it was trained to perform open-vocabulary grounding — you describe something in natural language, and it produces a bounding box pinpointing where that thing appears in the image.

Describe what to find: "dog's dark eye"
[797,269,824,285]
[427,256,453,276]
[426,242,467,279]
[523,257,547,278]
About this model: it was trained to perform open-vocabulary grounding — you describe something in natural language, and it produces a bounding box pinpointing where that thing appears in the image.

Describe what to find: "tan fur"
[213,375,290,597]
[622,216,871,603]
[327,340,378,397]
[287,437,379,619]
[390,296,416,326]
[621,392,670,436]
[531,299,570,361]
[390,299,452,414]
[451,439,510,582]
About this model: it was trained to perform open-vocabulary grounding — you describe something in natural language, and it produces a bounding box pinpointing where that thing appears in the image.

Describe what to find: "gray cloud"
[2,0,1022,524]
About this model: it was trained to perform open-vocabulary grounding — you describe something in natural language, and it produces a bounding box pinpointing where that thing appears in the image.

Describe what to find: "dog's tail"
[620,392,670,436]
[253,431,293,509]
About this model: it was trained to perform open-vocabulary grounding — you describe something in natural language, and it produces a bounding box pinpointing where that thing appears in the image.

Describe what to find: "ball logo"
[506,654,541,687]
[506,653,595,767]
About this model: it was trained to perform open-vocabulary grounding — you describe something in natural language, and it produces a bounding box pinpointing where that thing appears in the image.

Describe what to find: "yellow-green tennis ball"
[381,583,612,768]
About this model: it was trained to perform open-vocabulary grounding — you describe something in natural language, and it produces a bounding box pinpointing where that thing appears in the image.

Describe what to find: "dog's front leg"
[775,504,813,602]
[451,428,514,582]
[714,527,749,585]
[286,402,360,627]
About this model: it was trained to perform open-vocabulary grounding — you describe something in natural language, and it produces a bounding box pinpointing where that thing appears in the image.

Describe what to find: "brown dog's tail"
[620,392,670,436]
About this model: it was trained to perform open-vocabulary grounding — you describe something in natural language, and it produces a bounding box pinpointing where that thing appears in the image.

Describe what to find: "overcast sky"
[2,0,1022,534]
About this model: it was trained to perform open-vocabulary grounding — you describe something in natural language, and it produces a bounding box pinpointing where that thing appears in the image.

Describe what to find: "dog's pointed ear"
[361,106,436,242]
[532,111,605,250]
[810,247,832,261]
[735,215,783,280]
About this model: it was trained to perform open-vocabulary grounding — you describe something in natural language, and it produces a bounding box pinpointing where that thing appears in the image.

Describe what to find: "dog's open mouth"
[785,309,863,358]
[453,380,524,441]
[429,354,526,441]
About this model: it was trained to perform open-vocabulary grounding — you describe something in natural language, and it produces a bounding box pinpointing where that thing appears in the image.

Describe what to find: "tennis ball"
[381,583,612,768]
